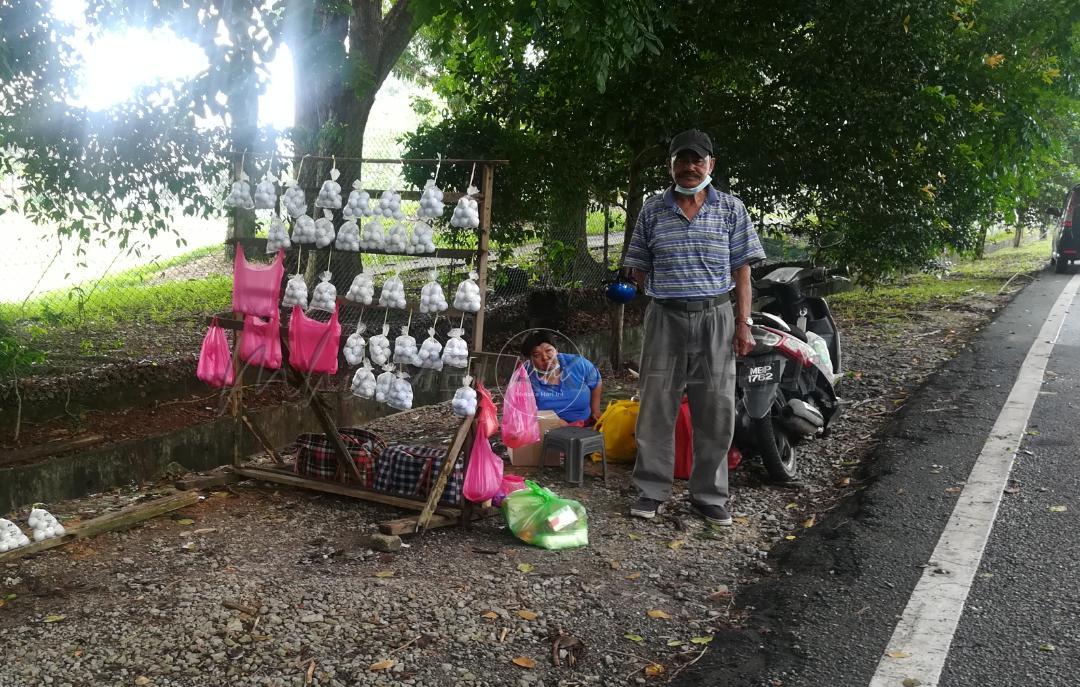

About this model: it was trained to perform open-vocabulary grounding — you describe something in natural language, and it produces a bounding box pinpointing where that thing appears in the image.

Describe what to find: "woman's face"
[529,343,558,371]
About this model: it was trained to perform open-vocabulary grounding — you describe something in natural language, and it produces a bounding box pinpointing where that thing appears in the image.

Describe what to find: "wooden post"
[230,325,245,466]
[415,416,474,533]
[610,303,624,369]
[472,162,494,359]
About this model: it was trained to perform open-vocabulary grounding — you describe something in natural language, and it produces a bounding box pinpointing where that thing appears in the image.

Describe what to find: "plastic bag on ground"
[594,399,639,463]
[462,434,503,503]
[501,363,540,449]
[502,480,588,550]
[197,317,235,388]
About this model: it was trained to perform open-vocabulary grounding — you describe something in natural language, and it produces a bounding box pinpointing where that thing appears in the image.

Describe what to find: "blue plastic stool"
[539,426,608,486]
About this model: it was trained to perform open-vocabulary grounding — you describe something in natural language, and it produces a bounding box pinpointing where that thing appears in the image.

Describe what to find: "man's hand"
[734,322,755,357]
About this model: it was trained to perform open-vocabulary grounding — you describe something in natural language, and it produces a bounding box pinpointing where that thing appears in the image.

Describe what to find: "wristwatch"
[740,316,753,327]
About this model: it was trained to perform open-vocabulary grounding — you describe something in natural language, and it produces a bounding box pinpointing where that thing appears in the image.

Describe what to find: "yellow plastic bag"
[593,399,639,462]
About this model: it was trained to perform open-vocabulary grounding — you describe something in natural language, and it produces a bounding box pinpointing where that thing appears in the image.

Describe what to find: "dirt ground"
[0,287,1016,686]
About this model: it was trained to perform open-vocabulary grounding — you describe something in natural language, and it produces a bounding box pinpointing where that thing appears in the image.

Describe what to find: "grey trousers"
[632,300,736,506]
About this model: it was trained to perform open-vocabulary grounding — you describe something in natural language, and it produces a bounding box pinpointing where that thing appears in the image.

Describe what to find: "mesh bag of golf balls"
[368,324,391,366]
[282,273,309,309]
[378,189,405,220]
[314,209,336,248]
[379,273,407,309]
[374,364,395,403]
[266,214,291,253]
[386,222,409,252]
[291,214,317,244]
[417,327,444,370]
[345,272,374,304]
[28,508,66,542]
[283,184,307,218]
[393,325,420,366]
[351,359,377,399]
[387,370,414,410]
[441,327,469,368]
[407,221,436,254]
[335,217,361,251]
[343,181,373,220]
[315,167,342,209]
[225,177,254,210]
[309,271,338,312]
[343,322,367,366]
[453,270,482,312]
[360,219,387,251]
[450,186,480,228]
[0,518,30,552]
[452,376,478,417]
[419,272,448,313]
[417,179,445,220]
[254,175,277,210]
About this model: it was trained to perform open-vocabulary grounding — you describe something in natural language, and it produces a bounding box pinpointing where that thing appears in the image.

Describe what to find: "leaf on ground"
[1003,486,1021,494]
[180,542,197,551]
[733,516,750,526]
[3,594,15,601]
[902,679,922,687]
[707,587,732,602]
[368,659,395,671]
[837,477,852,487]
[373,570,395,578]
[134,677,151,686]
[517,563,534,573]
[690,636,714,644]
[512,656,536,669]
[191,528,217,535]
[624,633,644,643]
[42,614,65,623]
[645,663,665,677]
[647,609,672,619]
[802,515,816,528]
[667,639,686,647]
[886,650,911,658]
[625,572,641,580]
[1039,644,1056,652]
[517,609,538,621]
[785,503,799,510]
[785,535,797,541]
[627,533,642,541]
[944,487,963,494]
[667,540,685,550]
[1049,505,1067,513]
[481,611,498,620]
[175,518,195,526]
[609,559,621,569]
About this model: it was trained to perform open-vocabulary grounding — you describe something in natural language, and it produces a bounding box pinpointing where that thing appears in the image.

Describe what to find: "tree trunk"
[621,154,645,265]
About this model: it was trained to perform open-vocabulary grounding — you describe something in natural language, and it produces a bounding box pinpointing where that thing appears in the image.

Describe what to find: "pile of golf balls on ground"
[266,215,291,252]
[393,327,420,366]
[343,182,373,220]
[28,508,65,542]
[343,323,367,365]
[345,273,374,304]
[225,180,254,209]
[387,372,414,410]
[453,271,482,312]
[452,377,478,416]
[360,220,387,251]
[407,221,436,254]
[379,274,407,309]
[335,219,361,251]
[314,210,336,248]
[386,222,409,252]
[291,214,317,243]
[419,274,448,313]
[417,180,445,219]
[0,518,30,552]
[309,272,338,312]
[254,177,277,209]
[417,329,443,370]
[315,169,342,208]
[283,186,307,217]
[282,274,309,309]
[441,327,469,368]
[374,365,395,402]
[450,194,480,228]
[351,361,376,398]
[378,190,405,220]
[369,326,391,365]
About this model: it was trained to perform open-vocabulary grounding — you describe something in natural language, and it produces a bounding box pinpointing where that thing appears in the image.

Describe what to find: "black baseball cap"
[669,129,713,158]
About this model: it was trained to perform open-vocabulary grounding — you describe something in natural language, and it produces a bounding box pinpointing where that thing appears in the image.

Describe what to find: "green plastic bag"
[502,480,588,550]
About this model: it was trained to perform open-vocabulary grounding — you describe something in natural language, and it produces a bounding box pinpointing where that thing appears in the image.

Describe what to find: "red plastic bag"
[232,245,284,317]
[197,317,235,388]
[674,398,742,480]
[476,381,499,438]
[501,363,540,449]
[287,305,341,374]
[462,434,503,503]
[239,312,282,370]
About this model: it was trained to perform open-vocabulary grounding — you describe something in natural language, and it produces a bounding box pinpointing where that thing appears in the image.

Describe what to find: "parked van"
[1048,184,1080,273]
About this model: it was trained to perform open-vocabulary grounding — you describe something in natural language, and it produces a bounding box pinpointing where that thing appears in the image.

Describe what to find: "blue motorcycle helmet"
[604,275,638,304]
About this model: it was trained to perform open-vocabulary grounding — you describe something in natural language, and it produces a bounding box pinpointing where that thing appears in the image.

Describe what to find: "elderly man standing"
[622,129,766,525]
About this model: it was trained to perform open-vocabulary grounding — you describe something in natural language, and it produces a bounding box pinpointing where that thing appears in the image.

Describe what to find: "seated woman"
[519,331,602,426]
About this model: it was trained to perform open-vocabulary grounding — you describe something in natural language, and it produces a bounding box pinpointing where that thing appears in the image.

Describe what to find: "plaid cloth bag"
[292,427,386,487]
[373,443,464,506]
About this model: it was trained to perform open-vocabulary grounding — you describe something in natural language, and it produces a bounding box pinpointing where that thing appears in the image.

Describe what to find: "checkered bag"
[373,443,464,506]
[292,427,386,487]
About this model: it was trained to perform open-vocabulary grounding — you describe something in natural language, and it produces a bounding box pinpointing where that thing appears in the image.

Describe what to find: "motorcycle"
[733,266,842,481]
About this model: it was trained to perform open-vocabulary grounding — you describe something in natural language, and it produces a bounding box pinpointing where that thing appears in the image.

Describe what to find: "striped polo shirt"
[623,186,766,299]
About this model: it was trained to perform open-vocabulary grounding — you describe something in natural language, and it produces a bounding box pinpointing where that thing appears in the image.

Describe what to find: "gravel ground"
[0,290,1013,687]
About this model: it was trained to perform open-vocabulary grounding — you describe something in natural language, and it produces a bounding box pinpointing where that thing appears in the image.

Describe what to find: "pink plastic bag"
[287,305,341,374]
[239,312,282,370]
[197,317,235,388]
[476,381,499,438]
[462,434,503,503]
[501,363,540,449]
[232,245,284,317]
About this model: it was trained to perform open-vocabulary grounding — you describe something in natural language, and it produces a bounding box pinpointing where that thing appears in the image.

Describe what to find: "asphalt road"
[673,267,1079,687]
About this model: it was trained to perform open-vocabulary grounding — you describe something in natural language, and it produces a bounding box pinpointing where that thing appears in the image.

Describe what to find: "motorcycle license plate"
[744,362,777,386]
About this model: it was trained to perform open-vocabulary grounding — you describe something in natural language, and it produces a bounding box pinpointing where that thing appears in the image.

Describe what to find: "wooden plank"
[0,434,106,467]
[226,237,476,261]
[175,471,241,491]
[295,374,365,483]
[233,467,462,517]
[472,162,494,356]
[0,491,199,562]
[416,416,474,532]
[241,415,287,466]
[381,505,499,536]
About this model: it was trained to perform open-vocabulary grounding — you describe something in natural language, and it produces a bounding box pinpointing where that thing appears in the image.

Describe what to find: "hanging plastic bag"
[442,327,469,368]
[342,321,367,366]
[417,327,443,370]
[502,480,588,550]
[266,214,291,253]
[369,324,392,366]
[386,222,408,252]
[291,214,316,244]
[501,363,540,449]
[282,273,309,309]
[594,399,639,463]
[393,325,419,366]
[309,271,337,312]
[232,244,284,317]
[282,185,307,218]
[225,177,254,210]
[417,179,445,219]
[315,166,342,209]
[239,312,282,370]
[419,271,448,313]
[379,272,407,309]
[450,185,480,228]
[253,174,277,210]
[462,433,503,503]
[476,381,499,438]
[343,181,372,220]
[335,217,361,251]
[375,364,395,403]
[387,370,414,410]
[378,189,404,220]
[345,272,374,304]
[197,317,235,388]
[360,219,386,251]
[287,305,341,375]
[408,221,436,254]
[314,209,336,248]
[453,270,482,312]
[351,359,377,399]
[452,376,477,417]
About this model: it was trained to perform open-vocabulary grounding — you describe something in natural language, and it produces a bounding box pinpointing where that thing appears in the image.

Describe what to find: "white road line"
[869,273,1080,687]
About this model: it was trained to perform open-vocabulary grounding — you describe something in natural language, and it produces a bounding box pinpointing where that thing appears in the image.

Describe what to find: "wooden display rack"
[210,157,506,534]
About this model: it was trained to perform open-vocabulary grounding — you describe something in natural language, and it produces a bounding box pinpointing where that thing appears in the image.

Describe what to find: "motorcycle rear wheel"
[752,416,798,482]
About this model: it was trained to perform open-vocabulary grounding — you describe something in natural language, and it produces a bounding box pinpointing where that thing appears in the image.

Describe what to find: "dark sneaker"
[630,496,663,519]
[692,501,732,526]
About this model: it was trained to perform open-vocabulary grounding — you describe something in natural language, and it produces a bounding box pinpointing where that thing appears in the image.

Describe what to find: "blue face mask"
[675,176,712,195]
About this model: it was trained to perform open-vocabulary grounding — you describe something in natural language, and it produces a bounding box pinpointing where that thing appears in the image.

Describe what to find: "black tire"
[751,416,798,482]
[1056,257,1069,274]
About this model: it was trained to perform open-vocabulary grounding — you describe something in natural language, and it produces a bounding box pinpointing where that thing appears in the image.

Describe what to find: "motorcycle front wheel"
[752,416,797,482]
